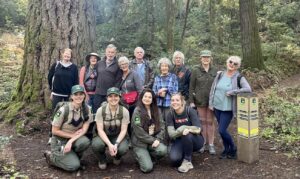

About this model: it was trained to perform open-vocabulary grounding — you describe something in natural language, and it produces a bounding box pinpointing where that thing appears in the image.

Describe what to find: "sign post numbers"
[237,93,259,163]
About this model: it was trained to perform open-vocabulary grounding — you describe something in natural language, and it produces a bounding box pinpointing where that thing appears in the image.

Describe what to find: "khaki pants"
[50,136,90,171]
[133,143,167,173]
[91,135,129,163]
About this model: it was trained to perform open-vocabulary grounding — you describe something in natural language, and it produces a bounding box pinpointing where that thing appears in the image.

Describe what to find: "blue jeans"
[213,109,235,153]
[169,134,204,167]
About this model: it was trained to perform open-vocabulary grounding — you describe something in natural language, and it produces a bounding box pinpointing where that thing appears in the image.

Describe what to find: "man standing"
[93,44,122,113]
[129,47,154,89]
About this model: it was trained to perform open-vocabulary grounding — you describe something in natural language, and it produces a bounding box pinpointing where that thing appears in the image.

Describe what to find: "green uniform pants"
[133,143,167,173]
[50,135,90,171]
[91,135,129,163]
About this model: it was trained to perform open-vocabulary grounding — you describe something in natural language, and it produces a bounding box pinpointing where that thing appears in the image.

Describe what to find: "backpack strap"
[81,103,90,121]
[102,104,106,120]
[117,106,123,120]
[237,74,243,89]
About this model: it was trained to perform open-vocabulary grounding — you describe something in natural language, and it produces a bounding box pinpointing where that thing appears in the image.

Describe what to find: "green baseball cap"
[200,50,212,57]
[107,87,120,96]
[71,85,85,94]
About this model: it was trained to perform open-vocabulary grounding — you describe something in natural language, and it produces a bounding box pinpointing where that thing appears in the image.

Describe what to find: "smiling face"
[107,94,120,106]
[134,48,144,61]
[89,56,98,65]
[226,59,239,72]
[200,56,211,66]
[171,94,184,111]
[105,48,116,61]
[71,92,85,104]
[142,92,153,107]
[119,61,129,72]
[160,63,169,75]
[62,50,71,62]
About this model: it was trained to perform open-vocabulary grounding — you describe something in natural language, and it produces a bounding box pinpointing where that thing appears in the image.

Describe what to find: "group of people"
[44,44,252,173]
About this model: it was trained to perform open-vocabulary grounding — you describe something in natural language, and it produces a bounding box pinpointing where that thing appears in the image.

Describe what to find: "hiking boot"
[113,158,121,166]
[198,144,206,153]
[227,148,237,159]
[98,161,107,170]
[208,144,216,155]
[219,150,227,159]
[178,159,194,173]
[44,150,52,166]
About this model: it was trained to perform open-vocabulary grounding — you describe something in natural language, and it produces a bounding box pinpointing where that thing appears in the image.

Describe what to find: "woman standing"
[92,87,130,170]
[209,56,252,159]
[189,50,217,155]
[79,52,100,112]
[167,93,204,173]
[171,51,191,101]
[118,56,143,118]
[48,48,79,111]
[153,58,178,121]
[44,85,92,172]
[131,89,167,173]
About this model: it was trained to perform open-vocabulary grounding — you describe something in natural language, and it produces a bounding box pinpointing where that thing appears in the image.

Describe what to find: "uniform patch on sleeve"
[134,117,141,125]
[55,110,62,118]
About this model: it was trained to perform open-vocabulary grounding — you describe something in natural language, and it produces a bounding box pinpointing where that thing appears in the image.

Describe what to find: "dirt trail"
[0,73,300,179]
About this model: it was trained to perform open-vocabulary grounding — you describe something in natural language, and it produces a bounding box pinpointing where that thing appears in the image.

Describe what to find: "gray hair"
[106,44,117,51]
[226,56,242,68]
[172,51,185,64]
[118,56,130,65]
[157,57,172,70]
[134,47,145,54]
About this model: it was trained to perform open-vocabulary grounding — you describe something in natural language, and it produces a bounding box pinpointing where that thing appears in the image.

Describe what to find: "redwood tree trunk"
[239,0,264,69]
[15,0,96,110]
[166,0,175,53]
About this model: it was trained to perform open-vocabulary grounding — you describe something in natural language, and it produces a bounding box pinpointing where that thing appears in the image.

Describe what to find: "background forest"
[0,0,299,161]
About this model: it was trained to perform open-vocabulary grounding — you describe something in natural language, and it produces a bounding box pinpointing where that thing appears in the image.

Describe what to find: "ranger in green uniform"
[91,87,130,170]
[44,85,93,172]
[131,88,167,173]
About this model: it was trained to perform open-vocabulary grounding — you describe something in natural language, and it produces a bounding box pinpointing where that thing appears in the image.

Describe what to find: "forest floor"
[0,32,299,178]
[0,77,299,179]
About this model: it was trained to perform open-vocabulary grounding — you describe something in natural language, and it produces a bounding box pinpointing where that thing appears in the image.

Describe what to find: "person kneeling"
[91,87,130,170]
[44,85,92,172]
[131,89,167,173]
[167,93,204,173]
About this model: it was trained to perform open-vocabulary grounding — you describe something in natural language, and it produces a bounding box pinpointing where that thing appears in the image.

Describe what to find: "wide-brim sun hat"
[85,52,101,62]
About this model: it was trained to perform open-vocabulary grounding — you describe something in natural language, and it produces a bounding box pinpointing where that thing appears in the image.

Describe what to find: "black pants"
[93,94,107,113]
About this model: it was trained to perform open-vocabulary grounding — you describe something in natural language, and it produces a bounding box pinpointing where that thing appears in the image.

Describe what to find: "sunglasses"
[229,60,238,66]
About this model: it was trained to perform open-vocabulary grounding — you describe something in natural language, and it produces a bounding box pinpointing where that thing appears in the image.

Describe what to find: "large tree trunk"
[239,0,264,69]
[5,0,96,123]
[165,0,175,53]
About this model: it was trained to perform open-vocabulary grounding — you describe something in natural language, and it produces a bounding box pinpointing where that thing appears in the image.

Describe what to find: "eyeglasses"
[229,60,238,66]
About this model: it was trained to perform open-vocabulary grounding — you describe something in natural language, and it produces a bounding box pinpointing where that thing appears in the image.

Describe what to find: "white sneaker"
[98,161,107,170]
[208,144,216,155]
[178,159,194,173]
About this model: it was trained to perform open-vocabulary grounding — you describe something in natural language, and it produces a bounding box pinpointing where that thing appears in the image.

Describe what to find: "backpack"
[99,103,124,136]
[51,61,61,91]
[53,102,90,127]
[218,71,243,88]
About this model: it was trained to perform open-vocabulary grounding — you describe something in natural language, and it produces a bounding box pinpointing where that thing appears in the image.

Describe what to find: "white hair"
[134,47,145,54]
[226,56,242,68]
[118,56,130,65]
[172,51,185,65]
[158,57,172,70]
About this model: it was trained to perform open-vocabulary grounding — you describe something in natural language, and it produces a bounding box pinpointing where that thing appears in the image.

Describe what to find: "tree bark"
[239,0,264,69]
[12,0,96,113]
[165,0,175,53]
[181,0,190,41]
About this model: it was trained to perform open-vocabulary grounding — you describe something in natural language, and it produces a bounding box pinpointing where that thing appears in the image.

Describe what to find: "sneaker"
[44,150,52,166]
[98,161,107,170]
[113,158,121,165]
[208,144,216,155]
[178,159,194,173]
[47,137,52,145]
[198,144,206,153]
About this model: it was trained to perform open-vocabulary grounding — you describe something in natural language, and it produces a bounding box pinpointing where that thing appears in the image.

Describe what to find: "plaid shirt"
[153,73,178,107]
